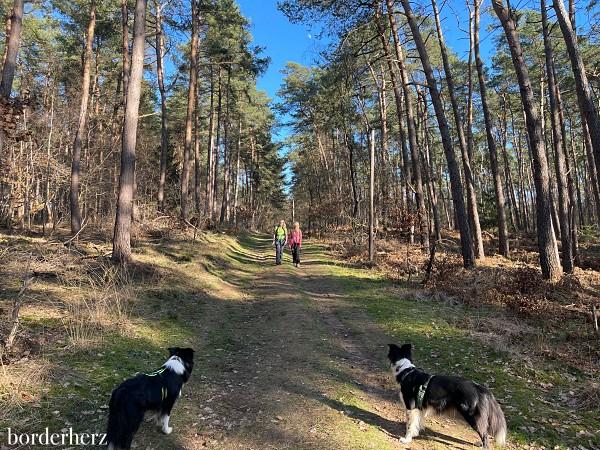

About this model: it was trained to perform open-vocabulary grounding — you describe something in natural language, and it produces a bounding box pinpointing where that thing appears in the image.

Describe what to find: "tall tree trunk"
[70,0,96,235]
[419,90,442,242]
[553,0,600,192]
[120,0,129,102]
[400,0,475,268]
[499,89,522,231]
[194,107,202,213]
[568,123,585,227]
[232,119,241,225]
[180,0,199,220]
[378,65,389,225]
[343,124,359,218]
[0,0,23,98]
[474,0,509,257]
[220,70,231,224]
[582,119,600,219]
[492,0,562,280]
[43,92,54,234]
[431,0,484,260]
[206,68,215,216]
[112,0,147,264]
[212,67,223,219]
[542,0,573,272]
[385,0,429,251]
[368,128,375,263]
[155,0,168,212]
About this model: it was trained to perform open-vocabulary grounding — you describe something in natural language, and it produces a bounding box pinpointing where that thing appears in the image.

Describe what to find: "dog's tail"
[487,392,507,446]
[106,387,142,449]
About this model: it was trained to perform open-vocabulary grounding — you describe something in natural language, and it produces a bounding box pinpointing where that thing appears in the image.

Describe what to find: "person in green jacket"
[273,220,288,265]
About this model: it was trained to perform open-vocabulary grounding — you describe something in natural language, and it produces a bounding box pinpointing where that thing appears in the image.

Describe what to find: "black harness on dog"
[416,375,433,408]
[138,367,168,401]
[399,368,433,409]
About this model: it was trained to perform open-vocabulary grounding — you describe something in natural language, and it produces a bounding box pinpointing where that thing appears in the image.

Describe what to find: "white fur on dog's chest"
[164,356,185,375]
[392,358,415,377]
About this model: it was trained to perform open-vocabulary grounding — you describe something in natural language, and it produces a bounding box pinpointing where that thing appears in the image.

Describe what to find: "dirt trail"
[142,235,486,449]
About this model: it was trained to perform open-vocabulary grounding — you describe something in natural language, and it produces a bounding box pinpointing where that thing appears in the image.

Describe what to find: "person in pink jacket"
[288,222,303,268]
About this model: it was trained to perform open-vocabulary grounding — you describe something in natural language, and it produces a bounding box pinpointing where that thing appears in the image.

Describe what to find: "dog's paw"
[162,426,173,435]
[399,437,412,444]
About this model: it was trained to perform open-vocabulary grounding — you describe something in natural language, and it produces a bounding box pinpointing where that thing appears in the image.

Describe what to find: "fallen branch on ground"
[63,219,89,247]
[3,259,35,356]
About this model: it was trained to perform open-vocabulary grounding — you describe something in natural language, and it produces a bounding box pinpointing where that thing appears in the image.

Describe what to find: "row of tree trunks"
[492,0,562,280]
[541,0,573,272]
[385,0,428,251]
[431,0,485,261]
[399,0,475,268]
[155,0,169,212]
[473,0,509,257]
[553,0,600,192]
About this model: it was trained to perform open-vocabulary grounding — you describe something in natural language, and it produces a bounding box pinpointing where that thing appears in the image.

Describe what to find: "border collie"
[387,343,506,449]
[106,347,194,449]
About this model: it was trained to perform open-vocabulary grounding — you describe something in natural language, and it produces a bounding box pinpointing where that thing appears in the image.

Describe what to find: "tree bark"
[112,0,147,264]
[206,68,215,217]
[70,0,96,235]
[120,0,129,103]
[553,0,600,193]
[368,128,375,263]
[474,0,509,257]
[0,0,23,98]
[492,0,562,280]
[419,90,442,242]
[180,0,199,220]
[194,106,202,213]
[343,124,359,218]
[155,0,168,212]
[220,70,232,224]
[542,0,573,272]
[399,0,475,268]
[212,67,223,219]
[232,119,241,225]
[431,0,484,260]
[385,0,429,251]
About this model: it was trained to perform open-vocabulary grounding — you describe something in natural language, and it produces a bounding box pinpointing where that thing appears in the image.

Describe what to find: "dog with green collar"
[388,343,507,449]
[106,347,195,449]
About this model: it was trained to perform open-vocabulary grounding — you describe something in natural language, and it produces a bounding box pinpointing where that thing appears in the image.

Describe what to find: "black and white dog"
[106,347,195,449]
[388,343,506,449]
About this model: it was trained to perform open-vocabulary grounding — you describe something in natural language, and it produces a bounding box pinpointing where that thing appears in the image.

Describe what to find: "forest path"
[146,234,485,450]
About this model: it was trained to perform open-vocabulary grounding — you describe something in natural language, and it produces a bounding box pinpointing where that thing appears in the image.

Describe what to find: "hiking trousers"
[275,240,285,264]
[292,243,301,265]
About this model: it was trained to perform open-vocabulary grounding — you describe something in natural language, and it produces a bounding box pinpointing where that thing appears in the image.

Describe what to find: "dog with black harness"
[388,343,506,449]
[106,347,194,449]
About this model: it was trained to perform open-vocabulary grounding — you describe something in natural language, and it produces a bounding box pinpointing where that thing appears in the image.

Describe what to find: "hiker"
[273,220,287,265]
[288,222,303,268]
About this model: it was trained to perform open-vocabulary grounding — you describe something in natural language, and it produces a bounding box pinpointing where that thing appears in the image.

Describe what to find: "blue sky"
[235,0,496,119]
[237,0,328,103]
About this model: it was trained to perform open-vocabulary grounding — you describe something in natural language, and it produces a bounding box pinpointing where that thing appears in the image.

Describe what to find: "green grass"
[316,255,600,448]
[2,231,598,448]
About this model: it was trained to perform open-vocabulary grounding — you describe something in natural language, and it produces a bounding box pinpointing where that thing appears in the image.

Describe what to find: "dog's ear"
[399,343,412,360]
[387,343,401,361]
[168,347,178,356]
[181,348,195,360]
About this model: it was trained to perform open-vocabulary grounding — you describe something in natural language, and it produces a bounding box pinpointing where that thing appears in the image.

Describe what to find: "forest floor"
[0,229,599,449]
